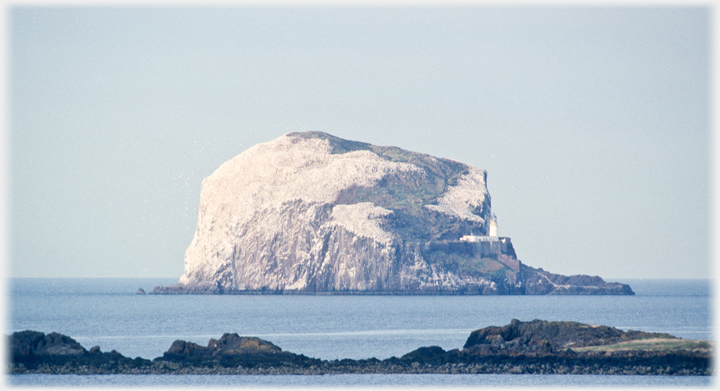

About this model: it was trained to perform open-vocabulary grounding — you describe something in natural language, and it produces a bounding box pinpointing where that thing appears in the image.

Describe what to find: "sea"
[5,278,714,388]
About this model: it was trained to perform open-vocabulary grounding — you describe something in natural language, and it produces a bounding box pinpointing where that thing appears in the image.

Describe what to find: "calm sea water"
[6,278,713,387]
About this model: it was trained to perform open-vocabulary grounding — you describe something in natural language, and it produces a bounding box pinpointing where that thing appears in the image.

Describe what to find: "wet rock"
[8,330,151,374]
[162,333,282,360]
[401,346,447,362]
[11,330,87,358]
[7,323,711,376]
[463,319,677,354]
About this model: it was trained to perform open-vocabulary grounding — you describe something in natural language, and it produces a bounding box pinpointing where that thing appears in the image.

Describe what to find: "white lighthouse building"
[488,215,498,237]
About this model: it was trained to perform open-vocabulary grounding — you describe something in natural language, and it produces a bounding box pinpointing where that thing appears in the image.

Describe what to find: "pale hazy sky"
[9,6,710,279]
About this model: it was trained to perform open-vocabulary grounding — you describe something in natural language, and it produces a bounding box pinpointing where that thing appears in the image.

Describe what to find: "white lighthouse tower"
[459,215,500,242]
[488,215,498,237]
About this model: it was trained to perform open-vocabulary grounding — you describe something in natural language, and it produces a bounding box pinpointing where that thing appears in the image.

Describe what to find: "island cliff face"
[154,131,632,295]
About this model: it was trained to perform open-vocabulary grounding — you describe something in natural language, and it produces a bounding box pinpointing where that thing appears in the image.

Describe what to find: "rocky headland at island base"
[9,319,711,376]
[151,131,633,296]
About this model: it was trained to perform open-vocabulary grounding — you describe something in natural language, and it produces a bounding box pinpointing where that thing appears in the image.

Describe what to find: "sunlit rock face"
[154,131,632,295]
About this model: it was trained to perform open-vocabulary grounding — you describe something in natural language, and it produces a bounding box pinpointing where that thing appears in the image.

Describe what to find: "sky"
[8,5,711,280]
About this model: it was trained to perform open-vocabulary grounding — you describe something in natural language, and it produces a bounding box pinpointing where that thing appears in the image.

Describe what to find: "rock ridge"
[463,319,677,355]
[8,320,711,375]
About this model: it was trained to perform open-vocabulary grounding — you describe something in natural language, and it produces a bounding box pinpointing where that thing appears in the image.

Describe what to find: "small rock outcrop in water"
[11,331,87,356]
[9,330,151,373]
[163,333,282,359]
[463,319,678,355]
[152,131,632,295]
[8,320,711,375]
[136,288,146,295]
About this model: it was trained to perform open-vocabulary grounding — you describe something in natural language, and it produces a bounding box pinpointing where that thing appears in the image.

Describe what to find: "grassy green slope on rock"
[288,131,486,242]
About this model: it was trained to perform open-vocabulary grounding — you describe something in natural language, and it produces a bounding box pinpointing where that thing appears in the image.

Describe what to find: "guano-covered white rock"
[154,131,634,295]
[174,132,495,293]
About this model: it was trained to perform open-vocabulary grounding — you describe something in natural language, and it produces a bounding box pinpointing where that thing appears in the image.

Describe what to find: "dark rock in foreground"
[165,333,282,358]
[8,320,711,376]
[463,318,676,355]
[9,330,151,374]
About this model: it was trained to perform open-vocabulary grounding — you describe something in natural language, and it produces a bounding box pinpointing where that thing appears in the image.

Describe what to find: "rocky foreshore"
[8,320,712,376]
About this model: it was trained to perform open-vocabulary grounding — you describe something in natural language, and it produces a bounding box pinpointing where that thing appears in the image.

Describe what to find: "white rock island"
[153,132,633,295]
